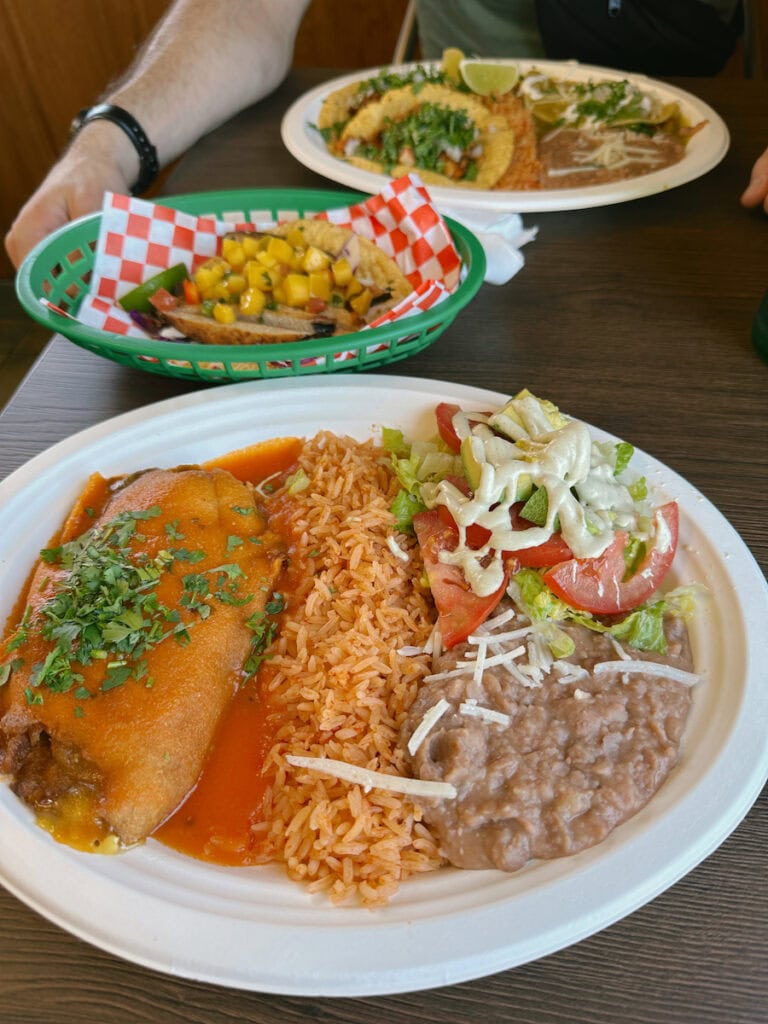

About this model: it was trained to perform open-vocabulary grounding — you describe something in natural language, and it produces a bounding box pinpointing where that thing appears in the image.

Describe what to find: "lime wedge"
[441,47,465,83]
[459,59,519,97]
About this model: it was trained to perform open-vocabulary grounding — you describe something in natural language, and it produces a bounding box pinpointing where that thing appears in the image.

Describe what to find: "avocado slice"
[490,390,569,440]
[460,434,484,491]
[461,434,533,501]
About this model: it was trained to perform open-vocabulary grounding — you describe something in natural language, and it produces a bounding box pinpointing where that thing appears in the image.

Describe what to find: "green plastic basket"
[15,188,486,383]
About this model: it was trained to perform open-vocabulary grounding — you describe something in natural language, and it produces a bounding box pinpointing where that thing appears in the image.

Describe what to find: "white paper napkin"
[437,206,538,286]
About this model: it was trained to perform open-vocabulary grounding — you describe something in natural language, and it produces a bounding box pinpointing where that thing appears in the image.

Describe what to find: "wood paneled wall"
[0,0,408,279]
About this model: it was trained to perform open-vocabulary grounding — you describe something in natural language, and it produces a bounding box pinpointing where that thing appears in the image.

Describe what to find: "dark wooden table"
[1,69,766,1024]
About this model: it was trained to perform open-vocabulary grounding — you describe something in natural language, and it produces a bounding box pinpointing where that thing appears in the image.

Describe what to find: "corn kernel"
[213,301,237,324]
[309,269,332,301]
[331,257,353,287]
[302,246,332,273]
[267,237,294,264]
[349,288,372,316]
[239,287,266,316]
[283,273,311,307]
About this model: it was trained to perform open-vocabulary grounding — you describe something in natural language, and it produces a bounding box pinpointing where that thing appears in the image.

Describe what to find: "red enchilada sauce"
[153,436,303,866]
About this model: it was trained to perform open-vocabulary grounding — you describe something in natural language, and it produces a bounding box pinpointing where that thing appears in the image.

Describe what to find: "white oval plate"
[0,376,765,996]
[281,60,730,213]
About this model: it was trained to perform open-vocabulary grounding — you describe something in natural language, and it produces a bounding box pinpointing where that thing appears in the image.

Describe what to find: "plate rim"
[281,59,731,213]
[0,375,766,996]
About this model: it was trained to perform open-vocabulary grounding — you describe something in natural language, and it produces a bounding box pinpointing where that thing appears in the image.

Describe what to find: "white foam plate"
[281,60,730,213]
[0,376,765,995]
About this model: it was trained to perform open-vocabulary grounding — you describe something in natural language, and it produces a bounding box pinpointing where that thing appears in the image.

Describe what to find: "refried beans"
[404,599,695,872]
[538,127,688,189]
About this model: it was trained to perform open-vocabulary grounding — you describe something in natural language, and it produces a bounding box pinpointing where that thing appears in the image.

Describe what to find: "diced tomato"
[183,279,201,305]
[306,296,328,314]
[148,287,180,313]
[542,501,679,615]
[434,403,490,454]
[413,509,507,648]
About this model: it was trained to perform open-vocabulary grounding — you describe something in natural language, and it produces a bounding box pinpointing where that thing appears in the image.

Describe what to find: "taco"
[338,83,515,190]
[317,65,452,144]
[143,221,413,346]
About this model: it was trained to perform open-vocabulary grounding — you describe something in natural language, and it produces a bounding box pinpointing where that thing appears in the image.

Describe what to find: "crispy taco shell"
[341,83,515,190]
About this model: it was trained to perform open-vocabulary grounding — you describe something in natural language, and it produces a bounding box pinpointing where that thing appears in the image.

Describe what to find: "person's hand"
[5,122,135,270]
[741,146,768,213]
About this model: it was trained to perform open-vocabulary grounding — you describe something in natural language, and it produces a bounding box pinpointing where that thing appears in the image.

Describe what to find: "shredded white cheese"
[387,535,410,562]
[459,702,511,726]
[608,636,631,661]
[593,660,702,687]
[456,645,526,671]
[407,698,451,756]
[285,754,457,798]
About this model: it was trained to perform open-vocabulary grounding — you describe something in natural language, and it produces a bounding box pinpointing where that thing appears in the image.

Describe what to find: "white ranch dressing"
[433,396,645,598]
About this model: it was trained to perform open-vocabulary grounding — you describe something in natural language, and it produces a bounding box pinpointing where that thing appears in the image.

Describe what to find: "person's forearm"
[97,0,310,169]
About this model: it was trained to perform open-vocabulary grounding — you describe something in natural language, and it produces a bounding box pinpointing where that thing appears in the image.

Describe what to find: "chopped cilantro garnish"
[357,103,478,178]
[165,520,185,540]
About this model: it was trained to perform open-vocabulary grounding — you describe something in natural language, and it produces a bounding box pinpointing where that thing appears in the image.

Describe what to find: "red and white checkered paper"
[78,174,462,362]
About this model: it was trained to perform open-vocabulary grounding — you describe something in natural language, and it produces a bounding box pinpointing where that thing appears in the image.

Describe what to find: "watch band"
[70,103,160,195]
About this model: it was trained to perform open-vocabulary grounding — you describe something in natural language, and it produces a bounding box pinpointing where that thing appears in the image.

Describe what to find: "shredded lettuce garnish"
[384,428,461,532]
[511,568,701,654]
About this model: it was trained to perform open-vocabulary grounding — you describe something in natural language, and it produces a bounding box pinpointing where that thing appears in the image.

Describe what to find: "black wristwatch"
[69,103,160,195]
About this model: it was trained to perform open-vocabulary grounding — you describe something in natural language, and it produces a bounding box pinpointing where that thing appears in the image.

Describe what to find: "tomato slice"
[505,503,574,567]
[435,403,463,453]
[413,509,507,649]
[437,498,574,567]
[542,501,679,615]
